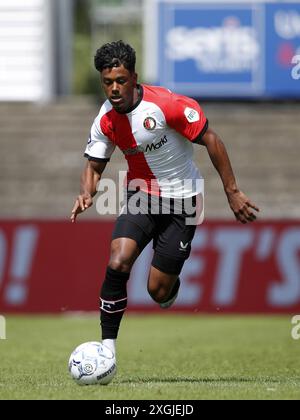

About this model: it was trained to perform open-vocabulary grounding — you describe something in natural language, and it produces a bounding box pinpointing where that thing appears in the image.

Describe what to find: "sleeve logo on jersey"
[184,107,200,123]
[143,117,157,131]
[87,135,94,151]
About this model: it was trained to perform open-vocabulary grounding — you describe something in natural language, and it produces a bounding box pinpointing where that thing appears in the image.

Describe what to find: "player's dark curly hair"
[94,41,136,73]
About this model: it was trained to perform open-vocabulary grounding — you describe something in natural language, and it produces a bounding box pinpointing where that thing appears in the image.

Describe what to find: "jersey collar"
[125,84,144,114]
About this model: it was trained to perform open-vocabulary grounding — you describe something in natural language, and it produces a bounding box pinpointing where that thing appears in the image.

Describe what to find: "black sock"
[100,267,130,340]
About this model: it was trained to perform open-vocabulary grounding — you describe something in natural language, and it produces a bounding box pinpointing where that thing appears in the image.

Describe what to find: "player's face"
[101,65,138,113]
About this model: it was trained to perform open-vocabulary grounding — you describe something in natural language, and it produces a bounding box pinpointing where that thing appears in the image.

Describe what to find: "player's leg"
[109,236,140,272]
[100,216,154,355]
[147,196,198,308]
[147,255,184,307]
[100,237,140,355]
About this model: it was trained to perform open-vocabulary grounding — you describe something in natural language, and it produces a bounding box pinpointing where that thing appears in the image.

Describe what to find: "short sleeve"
[84,117,115,162]
[164,92,208,142]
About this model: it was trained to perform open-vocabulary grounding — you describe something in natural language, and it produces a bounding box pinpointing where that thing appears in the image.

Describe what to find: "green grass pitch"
[0,314,299,400]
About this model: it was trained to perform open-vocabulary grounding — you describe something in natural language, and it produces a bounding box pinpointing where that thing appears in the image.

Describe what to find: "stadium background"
[0,0,300,400]
[0,0,299,315]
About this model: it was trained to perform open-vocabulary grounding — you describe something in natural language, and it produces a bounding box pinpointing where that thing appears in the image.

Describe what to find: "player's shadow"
[120,376,281,384]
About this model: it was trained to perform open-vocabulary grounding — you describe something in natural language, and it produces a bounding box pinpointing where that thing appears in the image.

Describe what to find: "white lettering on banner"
[291,315,300,340]
[275,11,300,40]
[0,232,6,289]
[268,229,300,307]
[2,224,298,311]
[256,228,275,260]
[166,22,259,73]
[291,55,300,80]
[212,229,254,306]
[4,226,39,306]
[128,226,300,309]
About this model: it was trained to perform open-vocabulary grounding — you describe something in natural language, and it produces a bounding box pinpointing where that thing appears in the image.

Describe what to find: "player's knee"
[147,283,169,303]
[108,255,134,273]
[109,239,139,273]
[108,259,131,273]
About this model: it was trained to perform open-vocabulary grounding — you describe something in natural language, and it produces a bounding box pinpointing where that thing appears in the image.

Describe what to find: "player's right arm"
[71,160,107,223]
[71,109,115,223]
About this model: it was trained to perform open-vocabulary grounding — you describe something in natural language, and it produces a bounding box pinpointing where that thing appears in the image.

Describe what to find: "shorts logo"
[184,107,200,123]
[179,241,190,251]
[143,117,156,131]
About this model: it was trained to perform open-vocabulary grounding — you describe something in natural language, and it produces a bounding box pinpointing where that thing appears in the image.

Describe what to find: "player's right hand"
[70,194,93,223]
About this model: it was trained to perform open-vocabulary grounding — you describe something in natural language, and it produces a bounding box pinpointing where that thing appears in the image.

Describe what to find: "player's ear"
[132,72,138,86]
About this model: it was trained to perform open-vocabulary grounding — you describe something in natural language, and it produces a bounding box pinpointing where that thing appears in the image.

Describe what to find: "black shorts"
[112,191,198,270]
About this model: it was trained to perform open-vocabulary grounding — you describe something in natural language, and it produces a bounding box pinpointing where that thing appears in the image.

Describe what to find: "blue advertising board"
[146,1,300,98]
[265,3,300,96]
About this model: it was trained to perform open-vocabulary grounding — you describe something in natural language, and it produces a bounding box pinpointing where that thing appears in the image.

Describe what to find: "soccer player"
[70,41,259,361]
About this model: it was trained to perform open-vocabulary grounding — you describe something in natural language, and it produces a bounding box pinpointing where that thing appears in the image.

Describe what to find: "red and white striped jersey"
[84,85,208,198]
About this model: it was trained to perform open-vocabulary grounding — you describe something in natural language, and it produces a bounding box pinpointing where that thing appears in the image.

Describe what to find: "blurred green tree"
[73,0,100,96]
[73,0,143,97]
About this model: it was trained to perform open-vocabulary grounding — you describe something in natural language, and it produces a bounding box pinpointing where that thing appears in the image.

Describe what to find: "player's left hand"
[227,190,260,224]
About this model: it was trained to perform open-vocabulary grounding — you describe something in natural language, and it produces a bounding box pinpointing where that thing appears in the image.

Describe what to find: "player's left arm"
[198,127,260,224]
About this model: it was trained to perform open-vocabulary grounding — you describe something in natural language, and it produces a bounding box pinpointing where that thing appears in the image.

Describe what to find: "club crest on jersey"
[184,107,200,123]
[143,117,156,131]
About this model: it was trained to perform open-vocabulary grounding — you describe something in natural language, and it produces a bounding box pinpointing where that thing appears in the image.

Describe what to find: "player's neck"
[123,85,143,114]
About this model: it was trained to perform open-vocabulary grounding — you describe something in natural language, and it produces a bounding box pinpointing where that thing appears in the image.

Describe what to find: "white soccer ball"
[68,342,116,385]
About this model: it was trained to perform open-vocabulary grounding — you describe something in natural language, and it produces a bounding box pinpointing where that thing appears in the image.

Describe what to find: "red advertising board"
[0,220,299,313]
